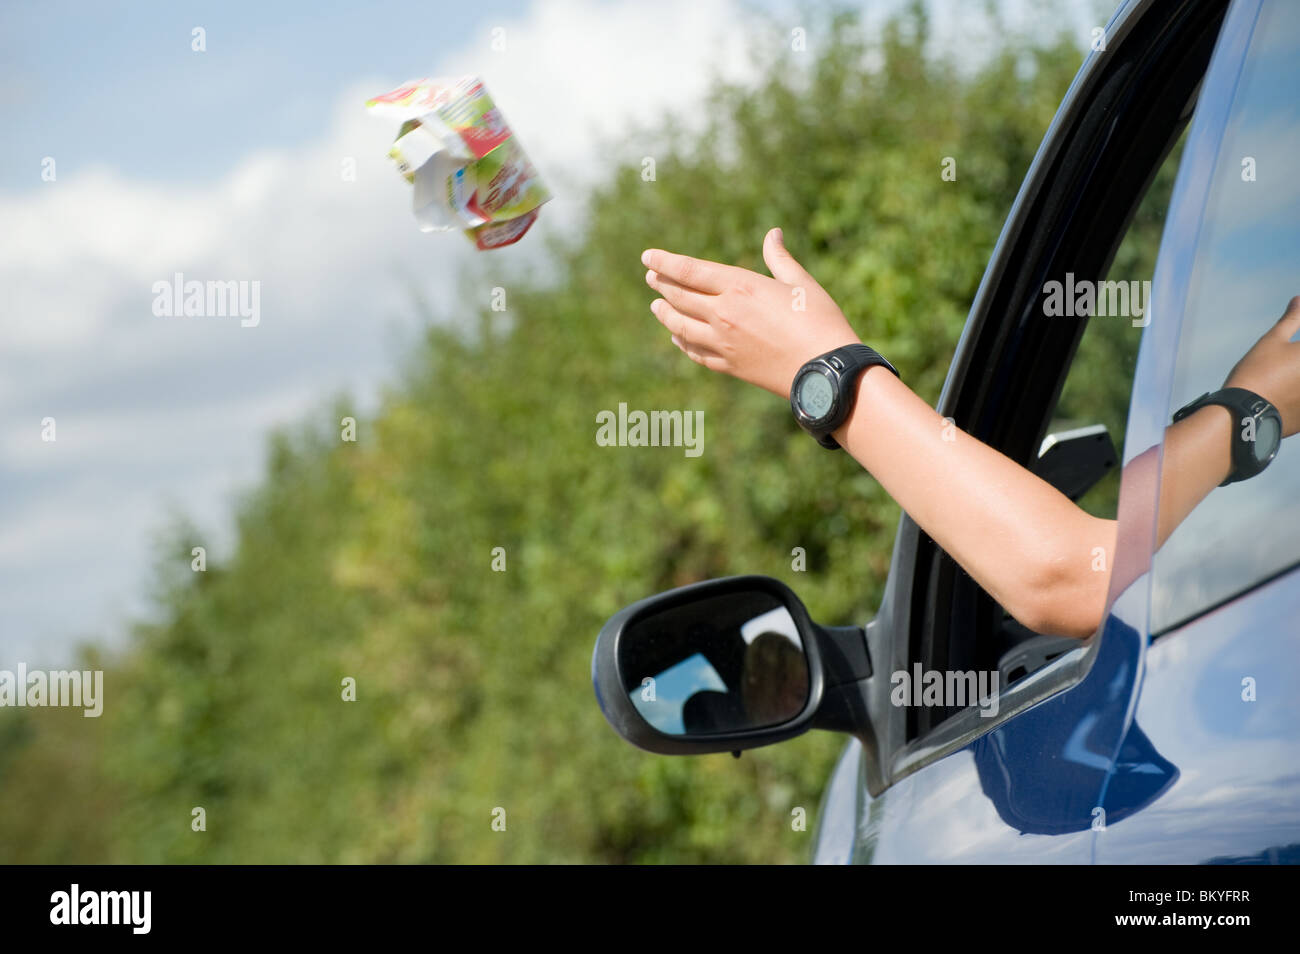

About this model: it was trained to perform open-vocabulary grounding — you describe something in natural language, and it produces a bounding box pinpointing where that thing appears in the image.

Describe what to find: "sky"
[0,0,1104,667]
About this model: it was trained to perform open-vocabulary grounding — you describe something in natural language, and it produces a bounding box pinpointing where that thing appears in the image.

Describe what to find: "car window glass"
[1150,1,1300,633]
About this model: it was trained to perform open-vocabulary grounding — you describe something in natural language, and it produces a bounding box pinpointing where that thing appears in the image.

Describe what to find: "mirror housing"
[1031,424,1117,501]
[591,575,872,755]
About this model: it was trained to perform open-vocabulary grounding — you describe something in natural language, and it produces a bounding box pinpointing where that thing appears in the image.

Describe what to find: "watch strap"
[1172,387,1280,485]
[833,343,898,380]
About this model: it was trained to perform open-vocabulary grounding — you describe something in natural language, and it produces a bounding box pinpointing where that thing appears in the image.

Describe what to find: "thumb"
[763,227,811,286]
[1273,295,1300,342]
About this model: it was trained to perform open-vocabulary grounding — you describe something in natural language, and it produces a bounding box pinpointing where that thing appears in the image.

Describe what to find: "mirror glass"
[619,588,810,736]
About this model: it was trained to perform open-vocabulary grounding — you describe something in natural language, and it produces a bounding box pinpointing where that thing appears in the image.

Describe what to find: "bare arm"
[642,230,1300,639]
[831,365,1113,637]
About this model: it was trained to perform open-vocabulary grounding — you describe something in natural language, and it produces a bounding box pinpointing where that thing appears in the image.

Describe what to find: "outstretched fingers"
[1275,295,1300,342]
[642,248,739,294]
[651,298,718,349]
[646,270,713,321]
[670,334,728,372]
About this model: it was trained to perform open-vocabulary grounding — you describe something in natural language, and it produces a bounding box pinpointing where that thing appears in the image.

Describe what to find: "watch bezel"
[790,345,900,450]
[791,364,842,430]
[1240,399,1281,472]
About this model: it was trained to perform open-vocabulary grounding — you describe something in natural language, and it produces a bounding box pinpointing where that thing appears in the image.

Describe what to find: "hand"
[642,228,862,397]
[1224,295,1300,437]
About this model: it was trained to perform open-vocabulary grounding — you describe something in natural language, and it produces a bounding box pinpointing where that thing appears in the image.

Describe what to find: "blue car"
[592,0,1300,864]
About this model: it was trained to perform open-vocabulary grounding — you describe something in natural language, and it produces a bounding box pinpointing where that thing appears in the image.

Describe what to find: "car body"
[594,0,1300,864]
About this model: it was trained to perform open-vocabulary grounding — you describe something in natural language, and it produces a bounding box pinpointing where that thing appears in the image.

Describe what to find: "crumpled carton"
[367,76,550,250]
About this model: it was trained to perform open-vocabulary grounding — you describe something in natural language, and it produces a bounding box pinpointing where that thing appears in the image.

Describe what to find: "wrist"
[782,335,863,395]
[1172,401,1234,486]
[1225,378,1288,434]
[789,342,895,449]
[830,361,902,450]
[1173,386,1282,485]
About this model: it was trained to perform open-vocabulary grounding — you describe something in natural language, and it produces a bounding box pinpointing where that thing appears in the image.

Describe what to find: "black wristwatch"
[1172,387,1282,485]
[790,344,899,449]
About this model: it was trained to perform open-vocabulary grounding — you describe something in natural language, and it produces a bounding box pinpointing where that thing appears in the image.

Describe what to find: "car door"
[813,0,1254,863]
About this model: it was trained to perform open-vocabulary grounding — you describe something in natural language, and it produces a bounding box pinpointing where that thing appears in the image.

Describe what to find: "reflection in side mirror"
[622,591,809,736]
[593,575,872,757]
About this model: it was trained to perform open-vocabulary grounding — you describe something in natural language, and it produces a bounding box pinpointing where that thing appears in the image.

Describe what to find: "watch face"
[1253,414,1281,463]
[797,371,835,421]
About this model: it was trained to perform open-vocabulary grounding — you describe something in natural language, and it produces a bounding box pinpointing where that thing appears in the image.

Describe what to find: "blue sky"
[0,0,1104,194]
[0,0,530,189]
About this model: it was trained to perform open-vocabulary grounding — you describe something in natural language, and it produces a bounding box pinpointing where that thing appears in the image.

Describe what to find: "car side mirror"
[591,575,872,755]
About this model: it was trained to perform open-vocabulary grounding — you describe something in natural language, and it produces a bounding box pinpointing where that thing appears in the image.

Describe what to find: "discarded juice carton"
[367,76,550,250]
